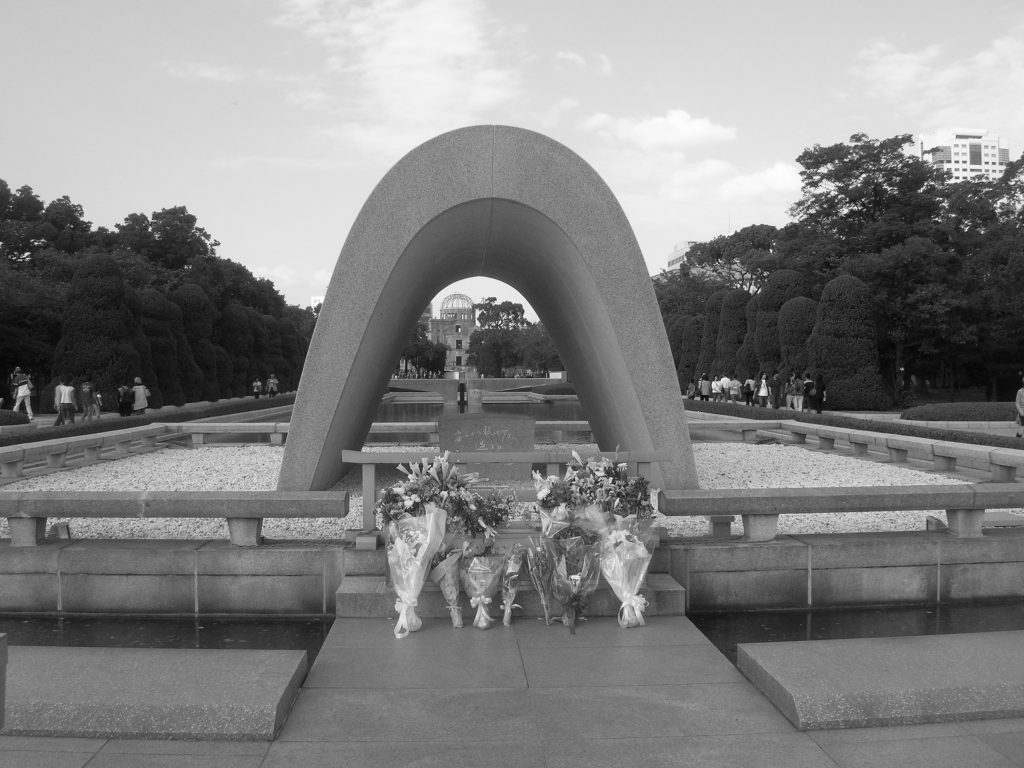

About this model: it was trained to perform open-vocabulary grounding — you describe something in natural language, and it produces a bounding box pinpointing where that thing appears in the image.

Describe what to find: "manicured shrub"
[677,315,705,388]
[712,289,749,376]
[735,293,759,379]
[807,275,890,410]
[219,303,253,397]
[755,270,809,374]
[901,402,1017,421]
[140,289,186,406]
[170,283,220,401]
[696,289,726,376]
[778,296,818,377]
[51,253,142,409]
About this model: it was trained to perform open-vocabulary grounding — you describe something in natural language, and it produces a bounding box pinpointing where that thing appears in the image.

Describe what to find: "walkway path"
[2,616,1023,767]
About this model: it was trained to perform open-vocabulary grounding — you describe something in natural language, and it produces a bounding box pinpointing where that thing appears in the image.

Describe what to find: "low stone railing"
[661,483,1024,541]
[0,490,348,546]
[778,421,1024,482]
[0,426,172,482]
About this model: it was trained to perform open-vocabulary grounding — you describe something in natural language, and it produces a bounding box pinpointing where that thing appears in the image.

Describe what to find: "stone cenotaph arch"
[278,125,698,493]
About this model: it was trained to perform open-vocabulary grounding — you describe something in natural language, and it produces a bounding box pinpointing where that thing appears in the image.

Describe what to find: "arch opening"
[279,125,697,493]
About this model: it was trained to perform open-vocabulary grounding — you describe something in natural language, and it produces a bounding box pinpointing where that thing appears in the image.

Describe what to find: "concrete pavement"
[1,615,1023,767]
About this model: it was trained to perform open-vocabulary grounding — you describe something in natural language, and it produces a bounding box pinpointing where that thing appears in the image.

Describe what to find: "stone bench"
[661,483,1024,542]
[166,422,289,445]
[0,490,348,547]
[687,420,782,442]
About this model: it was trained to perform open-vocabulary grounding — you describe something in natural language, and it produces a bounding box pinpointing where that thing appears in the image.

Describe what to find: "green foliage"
[220,303,254,396]
[695,289,726,375]
[677,315,704,387]
[515,323,562,376]
[755,269,809,374]
[734,293,759,379]
[901,402,1017,421]
[807,275,890,410]
[473,297,529,330]
[170,283,220,400]
[140,289,187,406]
[51,253,142,407]
[712,289,749,375]
[778,296,818,376]
[684,225,778,291]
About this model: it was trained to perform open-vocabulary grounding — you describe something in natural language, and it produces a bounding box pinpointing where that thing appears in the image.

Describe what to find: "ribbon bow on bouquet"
[599,518,656,629]
[460,555,505,630]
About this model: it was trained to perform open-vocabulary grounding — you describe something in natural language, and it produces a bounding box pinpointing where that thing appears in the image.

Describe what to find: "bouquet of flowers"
[387,503,446,639]
[460,553,505,630]
[546,534,602,634]
[428,543,463,628]
[376,452,480,528]
[500,543,525,626]
[524,538,556,625]
[600,516,658,628]
[532,450,656,521]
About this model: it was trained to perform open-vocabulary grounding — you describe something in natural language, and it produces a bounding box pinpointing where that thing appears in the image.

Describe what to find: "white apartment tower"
[921,130,1010,182]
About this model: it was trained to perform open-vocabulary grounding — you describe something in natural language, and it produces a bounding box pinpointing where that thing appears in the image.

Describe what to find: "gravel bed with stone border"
[1,442,1019,540]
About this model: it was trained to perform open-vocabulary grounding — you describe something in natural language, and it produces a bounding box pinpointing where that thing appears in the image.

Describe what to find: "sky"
[3,0,1024,319]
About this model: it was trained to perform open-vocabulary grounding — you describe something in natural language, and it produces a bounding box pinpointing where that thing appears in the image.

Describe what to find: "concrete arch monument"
[278,125,698,493]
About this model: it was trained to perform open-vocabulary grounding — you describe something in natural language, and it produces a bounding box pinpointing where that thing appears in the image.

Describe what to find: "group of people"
[686,370,827,414]
[5,367,152,425]
[250,373,279,400]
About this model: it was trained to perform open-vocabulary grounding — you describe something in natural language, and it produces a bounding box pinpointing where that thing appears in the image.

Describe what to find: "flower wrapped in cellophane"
[460,553,505,630]
[500,543,525,626]
[600,515,658,628]
[546,534,602,635]
[429,544,463,628]
[387,503,446,639]
[524,538,556,625]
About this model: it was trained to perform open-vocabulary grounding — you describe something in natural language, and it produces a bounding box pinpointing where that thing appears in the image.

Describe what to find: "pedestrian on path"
[53,374,78,426]
[10,367,34,420]
[131,377,150,415]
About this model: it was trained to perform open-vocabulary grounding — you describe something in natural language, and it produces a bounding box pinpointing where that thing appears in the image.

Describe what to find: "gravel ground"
[4,441,1015,540]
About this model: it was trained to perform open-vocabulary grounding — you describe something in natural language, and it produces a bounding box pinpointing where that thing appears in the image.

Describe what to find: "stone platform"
[738,630,1024,730]
[2,646,307,740]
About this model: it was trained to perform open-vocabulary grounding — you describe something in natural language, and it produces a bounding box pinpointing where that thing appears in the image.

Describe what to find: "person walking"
[10,367,34,420]
[756,372,770,407]
[742,375,755,406]
[117,382,133,417]
[729,376,741,403]
[266,373,279,397]
[53,375,78,426]
[251,376,263,399]
[131,377,150,416]
[802,372,814,412]
[80,377,101,422]
[698,373,712,401]
[812,373,826,414]
[1016,377,1024,439]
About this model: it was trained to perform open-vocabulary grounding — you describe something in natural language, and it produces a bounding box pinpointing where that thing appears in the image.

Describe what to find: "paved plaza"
[1,615,1023,767]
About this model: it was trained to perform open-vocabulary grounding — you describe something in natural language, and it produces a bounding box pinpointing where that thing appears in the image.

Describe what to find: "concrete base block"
[2,646,307,740]
[946,508,984,538]
[707,515,734,538]
[8,517,46,546]
[741,514,778,542]
[227,517,264,546]
[738,630,1024,730]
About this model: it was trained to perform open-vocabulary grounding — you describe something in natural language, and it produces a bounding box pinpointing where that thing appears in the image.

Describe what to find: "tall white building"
[666,241,698,271]
[921,130,1010,182]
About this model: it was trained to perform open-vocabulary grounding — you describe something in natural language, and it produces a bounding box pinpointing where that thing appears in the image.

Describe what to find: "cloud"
[851,33,1024,137]
[273,0,524,157]
[555,51,586,68]
[161,62,247,83]
[555,51,612,75]
[660,159,736,201]
[719,163,802,201]
[581,109,736,152]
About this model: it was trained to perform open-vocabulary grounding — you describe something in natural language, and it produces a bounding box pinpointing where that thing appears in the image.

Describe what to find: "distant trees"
[466,298,562,378]
[659,130,1024,404]
[0,178,314,411]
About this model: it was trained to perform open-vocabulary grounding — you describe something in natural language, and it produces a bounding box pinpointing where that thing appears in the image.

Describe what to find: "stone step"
[336,572,685,619]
